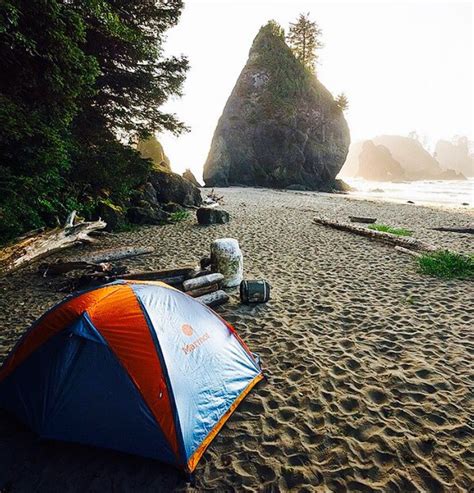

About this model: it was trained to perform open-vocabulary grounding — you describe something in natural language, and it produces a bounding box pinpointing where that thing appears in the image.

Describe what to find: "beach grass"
[368,224,413,236]
[418,250,474,280]
[169,210,190,223]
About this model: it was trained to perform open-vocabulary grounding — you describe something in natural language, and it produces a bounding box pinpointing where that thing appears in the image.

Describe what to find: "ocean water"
[343,177,474,208]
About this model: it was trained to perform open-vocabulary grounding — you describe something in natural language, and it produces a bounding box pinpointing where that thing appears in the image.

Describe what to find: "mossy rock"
[203,21,350,190]
[149,170,202,207]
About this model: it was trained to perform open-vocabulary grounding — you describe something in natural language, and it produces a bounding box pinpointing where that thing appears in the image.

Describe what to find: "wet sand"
[0,187,473,492]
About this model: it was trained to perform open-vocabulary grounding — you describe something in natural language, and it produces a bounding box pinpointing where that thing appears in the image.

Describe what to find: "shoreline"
[0,187,472,491]
[204,184,474,214]
[339,177,474,212]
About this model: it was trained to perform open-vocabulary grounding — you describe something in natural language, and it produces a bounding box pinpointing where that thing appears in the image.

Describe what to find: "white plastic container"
[211,238,243,288]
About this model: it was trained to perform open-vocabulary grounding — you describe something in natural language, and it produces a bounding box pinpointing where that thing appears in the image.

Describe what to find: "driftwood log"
[185,283,219,298]
[41,261,113,276]
[79,266,195,284]
[182,273,224,292]
[196,289,229,308]
[83,246,155,264]
[40,246,155,276]
[349,216,377,224]
[394,246,423,258]
[0,219,106,275]
[431,227,474,235]
[313,218,437,252]
[125,266,196,280]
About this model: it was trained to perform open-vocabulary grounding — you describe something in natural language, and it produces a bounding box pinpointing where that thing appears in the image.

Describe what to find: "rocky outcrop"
[137,136,171,172]
[357,141,406,181]
[149,171,202,207]
[338,141,365,178]
[196,207,230,225]
[341,136,467,181]
[372,136,440,179]
[203,21,350,191]
[435,138,473,177]
[372,136,466,180]
[126,138,202,227]
[182,168,201,187]
[127,205,168,225]
[438,168,467,180]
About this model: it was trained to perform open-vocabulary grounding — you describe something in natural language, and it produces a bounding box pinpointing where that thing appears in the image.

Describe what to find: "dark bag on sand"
[240,280,271,304]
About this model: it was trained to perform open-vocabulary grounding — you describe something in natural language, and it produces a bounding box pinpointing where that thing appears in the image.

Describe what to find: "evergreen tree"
[0,0,188,242]
[68,0,188,204]
[0,0,98,239]
[74,0,188,140]
[287,13,323,73]
[335,93,349,111]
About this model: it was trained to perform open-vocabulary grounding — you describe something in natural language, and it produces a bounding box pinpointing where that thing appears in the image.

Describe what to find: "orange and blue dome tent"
[0,280,263,472]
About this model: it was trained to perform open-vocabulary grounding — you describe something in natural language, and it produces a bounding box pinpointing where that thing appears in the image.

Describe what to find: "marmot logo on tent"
[181,324,193,337]
[182,332,210,355]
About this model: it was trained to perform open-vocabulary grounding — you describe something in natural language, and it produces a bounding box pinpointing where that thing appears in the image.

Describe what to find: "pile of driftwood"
[44,251,229,307]
[203,189,224,207]
[0,212,230,308]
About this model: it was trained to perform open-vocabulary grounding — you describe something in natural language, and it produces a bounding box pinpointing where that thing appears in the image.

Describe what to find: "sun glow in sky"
[159,0,473,181]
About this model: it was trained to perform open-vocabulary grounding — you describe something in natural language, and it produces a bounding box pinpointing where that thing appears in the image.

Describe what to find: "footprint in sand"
[366,386,388,405]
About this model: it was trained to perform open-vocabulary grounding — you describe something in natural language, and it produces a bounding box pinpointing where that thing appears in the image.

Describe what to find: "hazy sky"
[159,0,473,180]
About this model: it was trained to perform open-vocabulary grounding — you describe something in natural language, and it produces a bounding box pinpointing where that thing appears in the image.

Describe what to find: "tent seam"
[131,287,188,468]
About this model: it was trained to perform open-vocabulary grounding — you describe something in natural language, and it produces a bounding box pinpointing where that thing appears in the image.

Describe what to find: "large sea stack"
[203,22,350,190]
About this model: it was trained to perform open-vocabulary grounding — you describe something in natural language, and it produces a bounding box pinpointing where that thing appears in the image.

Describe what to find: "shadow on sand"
[0,410,187,492]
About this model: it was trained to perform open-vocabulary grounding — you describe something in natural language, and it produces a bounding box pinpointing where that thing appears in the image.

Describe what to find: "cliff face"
[203,22,350,190]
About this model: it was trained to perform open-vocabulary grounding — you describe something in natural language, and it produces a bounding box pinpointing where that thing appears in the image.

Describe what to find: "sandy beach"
[0,187,472,492]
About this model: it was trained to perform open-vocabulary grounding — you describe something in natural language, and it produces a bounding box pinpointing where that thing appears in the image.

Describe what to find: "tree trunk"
[0,219,107,275]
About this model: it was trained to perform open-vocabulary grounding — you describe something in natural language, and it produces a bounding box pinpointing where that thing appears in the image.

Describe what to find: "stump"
[211,238,243,288]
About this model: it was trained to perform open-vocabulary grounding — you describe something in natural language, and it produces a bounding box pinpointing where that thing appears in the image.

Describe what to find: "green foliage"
[169,210,190,223]
[249,21,313,116]
[75,0,189,139]
[368,224,413,236]
[287,13,323,73]
[0,0,188,243]
[0,0,98,240]
[335,93,349,111]
[417,251,474,280]
[69,123,151,204]
[113,220,141,233]
[247,21,341,123]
